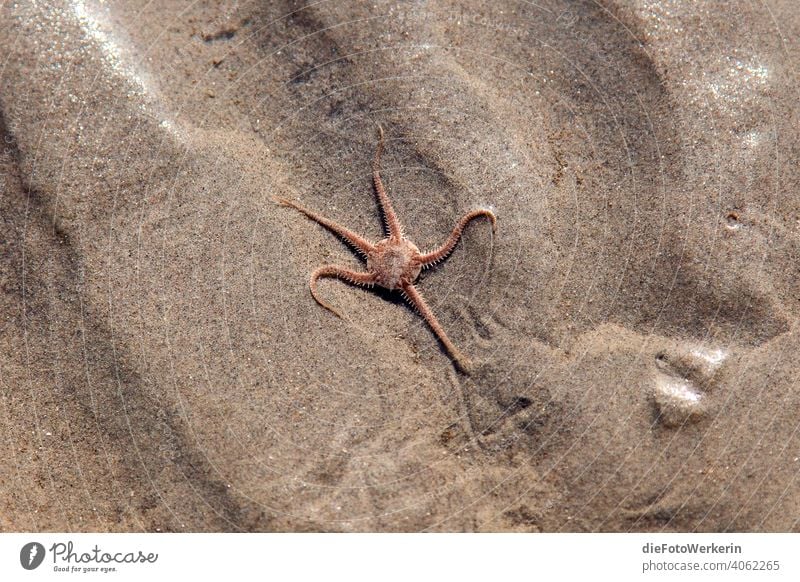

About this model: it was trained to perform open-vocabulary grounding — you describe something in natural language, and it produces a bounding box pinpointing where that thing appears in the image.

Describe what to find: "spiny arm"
[420,208,496,268]
[373,126,405,240]
[401,282,472,373]
[310,265,376,318]
[273,196,375,257]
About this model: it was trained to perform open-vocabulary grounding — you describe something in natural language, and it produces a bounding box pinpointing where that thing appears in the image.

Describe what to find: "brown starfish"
[274,127,496,372]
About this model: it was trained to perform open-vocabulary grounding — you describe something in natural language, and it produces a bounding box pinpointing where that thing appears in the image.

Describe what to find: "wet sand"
[1,0,799,531]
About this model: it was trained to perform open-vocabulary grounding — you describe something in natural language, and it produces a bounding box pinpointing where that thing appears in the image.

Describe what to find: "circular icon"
[20,542,46,570]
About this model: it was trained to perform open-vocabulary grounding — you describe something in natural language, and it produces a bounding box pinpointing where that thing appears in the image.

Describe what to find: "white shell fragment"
[651,345,729,427]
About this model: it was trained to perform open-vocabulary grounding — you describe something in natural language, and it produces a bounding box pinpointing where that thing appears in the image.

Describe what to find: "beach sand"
[1,0,798,531]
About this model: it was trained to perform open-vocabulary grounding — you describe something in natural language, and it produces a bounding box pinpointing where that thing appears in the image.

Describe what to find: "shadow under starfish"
[274,126,496,374]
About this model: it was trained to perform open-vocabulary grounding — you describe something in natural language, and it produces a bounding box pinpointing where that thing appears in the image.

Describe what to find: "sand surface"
[1,0,799,531]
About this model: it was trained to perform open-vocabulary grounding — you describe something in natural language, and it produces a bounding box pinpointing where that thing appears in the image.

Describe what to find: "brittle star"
[274,127,496,373]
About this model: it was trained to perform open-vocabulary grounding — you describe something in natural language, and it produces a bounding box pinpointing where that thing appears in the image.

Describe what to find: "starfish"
[274,127,496,373]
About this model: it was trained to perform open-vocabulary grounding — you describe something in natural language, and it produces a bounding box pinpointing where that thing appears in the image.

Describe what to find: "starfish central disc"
[367,239,422,290]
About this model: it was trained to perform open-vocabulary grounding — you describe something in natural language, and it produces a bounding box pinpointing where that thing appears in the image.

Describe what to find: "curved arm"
[310,265,376,318]
[420,208,496,268]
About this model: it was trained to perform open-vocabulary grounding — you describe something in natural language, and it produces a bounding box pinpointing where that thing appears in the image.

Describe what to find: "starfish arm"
[401,282,472,373]
[419,208,496,268]
[310,265,376,318]
[373,125,404,240]
[273,196,375,257]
